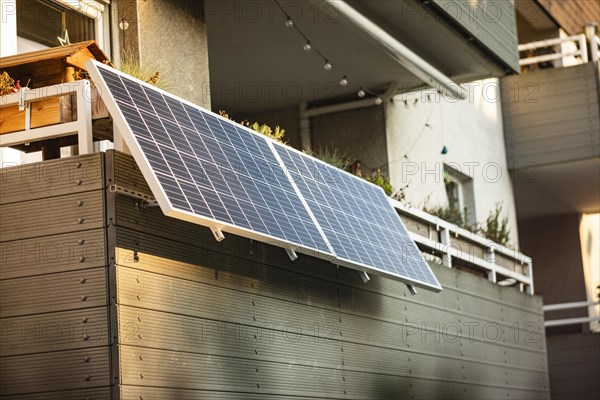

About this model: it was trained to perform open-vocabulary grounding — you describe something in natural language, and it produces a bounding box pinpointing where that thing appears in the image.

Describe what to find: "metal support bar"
[108,184,158,206]
[285,247,298,261]
[406,284,417,295]
[359,271,370,283]
[211,228,225,242]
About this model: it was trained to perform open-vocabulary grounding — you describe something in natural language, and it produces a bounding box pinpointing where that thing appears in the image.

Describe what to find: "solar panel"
[88,61,334,259]
[273,143,442,292]
[87,60,441,292]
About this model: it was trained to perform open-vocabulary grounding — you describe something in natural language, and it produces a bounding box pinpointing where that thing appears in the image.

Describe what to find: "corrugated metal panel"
[432,0,519,71]
[501,63,600,168]
[0,347,111,396]
[0,267,108,318]
[0,190,105,242]
[0,307,110,356]
[0,153,104,205]
[0,229,106,280]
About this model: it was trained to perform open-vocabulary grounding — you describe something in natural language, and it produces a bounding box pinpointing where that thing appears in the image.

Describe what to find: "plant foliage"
[304,146,353,171]
[218,111,286,143]
[478,203,511,246]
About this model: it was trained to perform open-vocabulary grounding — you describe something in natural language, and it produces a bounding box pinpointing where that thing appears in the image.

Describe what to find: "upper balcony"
[500,34,600,218]
[207,0,520,116]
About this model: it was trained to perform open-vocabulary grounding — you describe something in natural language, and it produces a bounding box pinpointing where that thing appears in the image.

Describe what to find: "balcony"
[500,34,600,218]
[0,55,534,295]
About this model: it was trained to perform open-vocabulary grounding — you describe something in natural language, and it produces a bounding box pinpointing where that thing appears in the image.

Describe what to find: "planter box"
[0,96,73,135]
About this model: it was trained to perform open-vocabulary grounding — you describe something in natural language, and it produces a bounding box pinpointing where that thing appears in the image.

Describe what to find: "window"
[14,0,110,55]
[443,164,476,226]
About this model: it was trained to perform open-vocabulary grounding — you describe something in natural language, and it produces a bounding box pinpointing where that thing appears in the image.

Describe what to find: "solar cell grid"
[88,60,441,292]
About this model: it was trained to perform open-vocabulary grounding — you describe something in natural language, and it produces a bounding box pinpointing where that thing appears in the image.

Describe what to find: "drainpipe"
[299,83,399,151]
[315,0,468,100]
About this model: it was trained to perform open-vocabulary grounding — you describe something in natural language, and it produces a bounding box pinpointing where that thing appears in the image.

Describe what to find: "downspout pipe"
[315,0,468,100]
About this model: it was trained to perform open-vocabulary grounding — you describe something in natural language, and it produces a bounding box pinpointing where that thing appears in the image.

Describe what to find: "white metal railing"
[0,80,93,154]
[390,199,534,295]
[543,301,600,328]
[518,34,588,66]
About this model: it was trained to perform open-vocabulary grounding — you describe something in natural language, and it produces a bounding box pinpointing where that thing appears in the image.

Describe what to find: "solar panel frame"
[271,141,443,292]
[87,59,442,293]
[86,60,336,262]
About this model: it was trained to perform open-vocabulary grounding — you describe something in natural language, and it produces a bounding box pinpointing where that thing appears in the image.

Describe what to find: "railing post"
[485,247,497,283]
[76,80,93,155]
[440,225,452,268]
[526,261,534,295]
[579,34,589,63]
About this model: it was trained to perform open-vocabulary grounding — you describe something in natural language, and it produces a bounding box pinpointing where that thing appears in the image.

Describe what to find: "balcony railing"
[391,200,534,295]
[543,301,600,328]
[0,80,94,153]
[518,33,600,68]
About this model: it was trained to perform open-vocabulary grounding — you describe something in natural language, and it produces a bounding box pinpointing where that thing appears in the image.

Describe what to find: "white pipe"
[545,316,600,328]
[543,301,600,312]
[315,0,467,100]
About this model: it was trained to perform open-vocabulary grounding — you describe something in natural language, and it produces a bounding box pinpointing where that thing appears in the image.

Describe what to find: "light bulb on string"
[285,17,294,27]
[339,76,348,86]
[324,61,333,71]
[357,88,366,98]
[302,41,312,51]
[374,97,383,105]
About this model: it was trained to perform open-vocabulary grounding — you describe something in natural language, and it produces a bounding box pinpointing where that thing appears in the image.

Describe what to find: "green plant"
[364,169,394,196]
[218,111,286,143]
[478,203,510,246]
[305,146,353,171]
[118,51,173,90]
[425,205,472,231]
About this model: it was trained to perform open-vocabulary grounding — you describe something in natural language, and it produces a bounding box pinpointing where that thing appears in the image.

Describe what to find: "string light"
[274,0,381,101]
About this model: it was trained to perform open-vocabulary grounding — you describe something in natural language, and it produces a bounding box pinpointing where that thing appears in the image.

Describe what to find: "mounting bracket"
[285,247,298,261]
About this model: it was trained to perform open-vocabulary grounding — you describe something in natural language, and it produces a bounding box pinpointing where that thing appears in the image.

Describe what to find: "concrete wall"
[119,0,211,109]
[519,213,588,328]
[245,107,302,150]
[311,106,388,175]
[246,105,388,176]
[386,79,519,241]
[547,332,600,400]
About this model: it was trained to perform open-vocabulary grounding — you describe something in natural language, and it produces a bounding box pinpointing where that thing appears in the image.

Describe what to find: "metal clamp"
[211,227,225,242]
[285,247,298,261]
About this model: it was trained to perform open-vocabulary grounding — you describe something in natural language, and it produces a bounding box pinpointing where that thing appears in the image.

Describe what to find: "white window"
[2,0,111,56]
[443,164,476,225]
